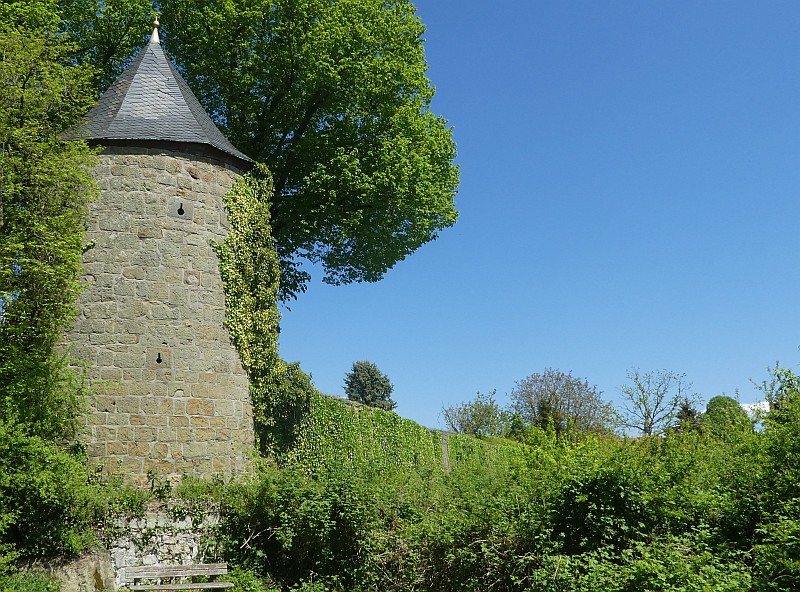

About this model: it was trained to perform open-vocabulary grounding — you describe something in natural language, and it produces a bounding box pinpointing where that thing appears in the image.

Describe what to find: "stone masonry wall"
[69,146,254,484]
[110,509,221,590]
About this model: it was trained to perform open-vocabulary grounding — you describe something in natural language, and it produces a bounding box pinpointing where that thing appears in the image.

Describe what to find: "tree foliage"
[510,368,616,435]
[702,395,751,442]
[58,0,156,90]
[675,397,702,434]
[157,0,459,300]
[756,363,800,420]
[441,390,509,437]
[0,6,97,441]
[344,360,396,411]
[620,368,693,436]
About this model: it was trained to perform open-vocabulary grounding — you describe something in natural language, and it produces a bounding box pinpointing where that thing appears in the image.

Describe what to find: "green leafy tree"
[58,0,156,90]
[154,0,459,300]
[344,360,396,411]
[0,9,97,440]
[756,364,800,421]
[511,368,617,435]
[620,368,693,436]
[761,377,800,508]
[442,390,510,437]
[701,395,751,442]
[753,504,800,592]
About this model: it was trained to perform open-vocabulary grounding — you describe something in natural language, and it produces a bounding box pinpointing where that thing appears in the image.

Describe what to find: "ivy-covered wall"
[280,392,526,476]
[283,394,441,471]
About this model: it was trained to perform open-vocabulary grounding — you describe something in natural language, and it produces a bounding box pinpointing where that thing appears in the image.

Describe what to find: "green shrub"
[752,500,800,591]
[550,457,649,554]
[0,571,61,592]
[0,422,97,558]
[226,568,280,592]
[221,465,389,590]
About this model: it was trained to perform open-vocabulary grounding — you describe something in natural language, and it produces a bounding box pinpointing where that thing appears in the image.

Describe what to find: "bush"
[221,465,391,590]
[550,458,649,554]
[0,571,61,592]
[752,500,800,591]
[0,422,97,559]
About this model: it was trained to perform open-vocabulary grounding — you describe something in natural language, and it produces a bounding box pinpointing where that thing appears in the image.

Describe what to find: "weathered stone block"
[186,398,213,416]
[151,442,169,458]
[122,267,144,280]
[117,427,135,441]
[121,368,143,382]
[107,441,128,456]
[95,396,116,413]
[134,427,157,442]
[94,426,117,442]
[214,400,235,417]
[188,417,210,429]
[128,436,155,458]
[157,427,178,442]
[170,416,190,428]
[86,443,106,459]
[129,414,146,426]
[107,413,132,427]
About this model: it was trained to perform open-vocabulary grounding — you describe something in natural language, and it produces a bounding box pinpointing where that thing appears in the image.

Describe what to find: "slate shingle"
[82,28,252,167]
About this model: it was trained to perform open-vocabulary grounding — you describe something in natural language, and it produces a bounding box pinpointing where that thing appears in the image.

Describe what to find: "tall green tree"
[0,7,97,441]
[344,360,396,411]
[756,364,800,420]
[701,395,751,442]
[675,397,702,434]
[156,0,459,300]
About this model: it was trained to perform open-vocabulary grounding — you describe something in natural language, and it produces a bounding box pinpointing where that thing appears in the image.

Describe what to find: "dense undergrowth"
[172,395,796,592]
[7,386,800,591]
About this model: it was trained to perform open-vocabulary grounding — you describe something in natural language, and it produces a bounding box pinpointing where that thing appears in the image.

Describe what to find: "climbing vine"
[284,395,441,473]
[214,165,319,459]
[214,164,281,380]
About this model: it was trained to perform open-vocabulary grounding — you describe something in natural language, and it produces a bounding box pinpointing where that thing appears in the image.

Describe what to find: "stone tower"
[70,24,256,483]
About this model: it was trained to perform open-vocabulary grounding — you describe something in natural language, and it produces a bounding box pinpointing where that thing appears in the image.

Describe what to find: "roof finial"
[151,18,160,44]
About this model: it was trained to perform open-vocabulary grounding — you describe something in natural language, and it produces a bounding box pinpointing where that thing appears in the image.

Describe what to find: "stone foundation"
[109,509,221,590]
[34,508,220,592]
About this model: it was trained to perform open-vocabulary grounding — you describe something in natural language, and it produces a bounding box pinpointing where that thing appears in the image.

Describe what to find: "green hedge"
[278,392,526,478]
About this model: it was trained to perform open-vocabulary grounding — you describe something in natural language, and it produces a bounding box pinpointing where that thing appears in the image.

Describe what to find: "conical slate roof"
[82,26,252,167]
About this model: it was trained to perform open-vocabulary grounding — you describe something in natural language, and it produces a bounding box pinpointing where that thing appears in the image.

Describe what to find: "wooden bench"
[125,563,234,591]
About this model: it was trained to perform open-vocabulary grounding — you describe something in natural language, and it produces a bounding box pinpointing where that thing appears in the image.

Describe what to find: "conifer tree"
[344,361,396,411]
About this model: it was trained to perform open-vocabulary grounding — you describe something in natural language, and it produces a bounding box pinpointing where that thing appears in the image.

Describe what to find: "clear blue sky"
[278,0,800,430]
